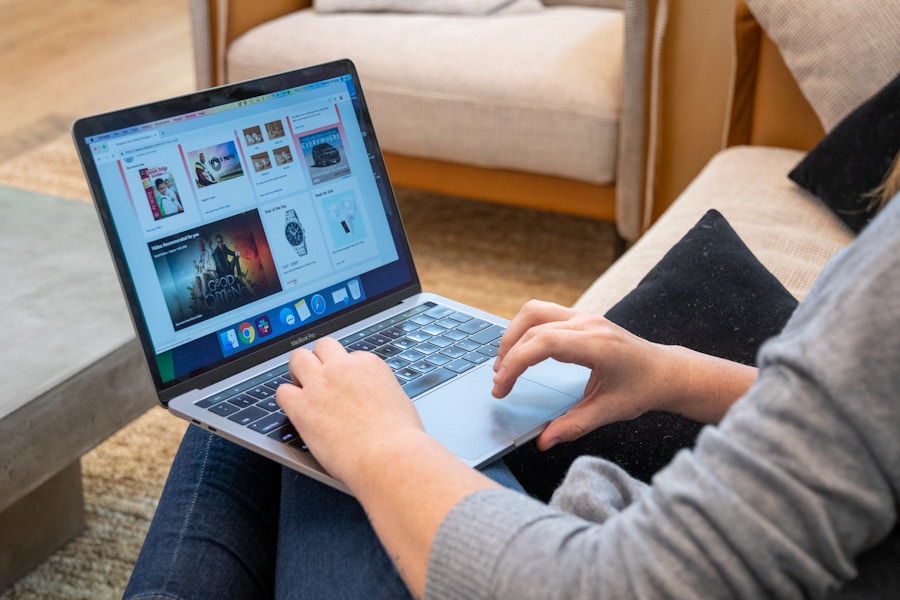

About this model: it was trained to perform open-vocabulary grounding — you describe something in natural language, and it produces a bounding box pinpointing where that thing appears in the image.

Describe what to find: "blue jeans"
[123,425,524,599]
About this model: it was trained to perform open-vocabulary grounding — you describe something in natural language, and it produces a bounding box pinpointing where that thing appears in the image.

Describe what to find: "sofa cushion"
[227,7,622,186]
[603,209,797,363]
[506,209,798,499]
[744,0,900,132]
[313,0,543,14]
[575,146,854,315]
[788,73,900,234]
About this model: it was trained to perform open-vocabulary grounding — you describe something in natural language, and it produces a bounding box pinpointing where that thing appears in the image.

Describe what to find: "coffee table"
[0,186,156,589]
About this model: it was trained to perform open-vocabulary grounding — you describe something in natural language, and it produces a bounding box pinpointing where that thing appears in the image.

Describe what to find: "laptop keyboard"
[193,302,504,450]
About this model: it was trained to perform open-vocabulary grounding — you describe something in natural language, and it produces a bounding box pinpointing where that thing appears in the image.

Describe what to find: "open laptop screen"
[73,60,418,395]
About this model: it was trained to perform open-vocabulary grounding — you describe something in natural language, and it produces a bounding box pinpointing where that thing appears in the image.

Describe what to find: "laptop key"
[195,396,225,409]
[424,353,451,367]
[428,336,455,348]
[448,311,474,323]
[409,314,435,326]
[440,346,466,359]
[445,359,477,374]
[395,367,421,381]
[374,344,403,358]
[249,412,289,434]
[405,330,433,343]
[398,349,427,363]
[229,405,268,426]
[435,318,460,330]
[458,318,491,334]
[256,398,280,411]
[263,378,287,391]
[227,394,256,408]
[246,386,275,400]
[209,401,241,417]
[464,352,490,365]
[365,333,391,346]
[385,356,410,370]
[348,340,378,352]
[442,328,468,341]
[477,345,499,358]
[413,342,440,355]
[393,337,417,349]
[469,325,505,345]
[268,423,304,447]
[410,360,437,373]
[455,339,480,352]
[424,306,456,319]
[420,324,447,336]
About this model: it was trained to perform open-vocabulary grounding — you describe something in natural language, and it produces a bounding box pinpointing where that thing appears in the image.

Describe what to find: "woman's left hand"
[276,337,424,486]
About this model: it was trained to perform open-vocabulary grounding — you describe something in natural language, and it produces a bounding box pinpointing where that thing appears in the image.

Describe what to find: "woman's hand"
[276,337,425,486]
[492,300,756,450]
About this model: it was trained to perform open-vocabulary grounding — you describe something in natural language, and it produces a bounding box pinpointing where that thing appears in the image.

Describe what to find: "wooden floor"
[0,0,195,162]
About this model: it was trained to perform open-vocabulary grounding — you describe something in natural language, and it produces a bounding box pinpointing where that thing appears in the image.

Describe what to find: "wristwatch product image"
[284,209,308,256]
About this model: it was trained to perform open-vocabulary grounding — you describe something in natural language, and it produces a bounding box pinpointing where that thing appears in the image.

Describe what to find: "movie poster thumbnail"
[139,165,183,220]
[298,127,351,185]
[187,142,244,188]
[151,209,282,330]
[251,151,272,173]
[265,119,286,140]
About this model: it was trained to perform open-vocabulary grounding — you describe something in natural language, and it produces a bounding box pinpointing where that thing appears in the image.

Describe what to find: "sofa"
[574,0,900,316]
[188,0,653,242]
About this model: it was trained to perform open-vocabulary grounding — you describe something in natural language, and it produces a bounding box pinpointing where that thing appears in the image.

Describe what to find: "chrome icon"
[238,321,256,344]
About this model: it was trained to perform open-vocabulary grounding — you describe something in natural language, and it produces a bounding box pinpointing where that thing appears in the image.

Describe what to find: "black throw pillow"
[505,210,800,501]
[788,72,900,233]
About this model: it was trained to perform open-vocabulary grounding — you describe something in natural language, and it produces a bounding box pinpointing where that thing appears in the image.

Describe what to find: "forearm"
[657,344,758,425]
[346,430,500,598]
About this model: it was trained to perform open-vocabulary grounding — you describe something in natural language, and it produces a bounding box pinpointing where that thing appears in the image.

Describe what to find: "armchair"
[188,0,656,241]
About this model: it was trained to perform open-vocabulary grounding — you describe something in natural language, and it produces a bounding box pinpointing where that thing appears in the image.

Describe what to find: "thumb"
[536,413,588,451]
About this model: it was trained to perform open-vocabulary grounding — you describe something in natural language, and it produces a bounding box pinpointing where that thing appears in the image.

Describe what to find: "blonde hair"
[869,149,900,210]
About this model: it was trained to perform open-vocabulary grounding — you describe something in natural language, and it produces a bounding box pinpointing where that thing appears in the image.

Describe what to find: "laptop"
[72,59,589,493]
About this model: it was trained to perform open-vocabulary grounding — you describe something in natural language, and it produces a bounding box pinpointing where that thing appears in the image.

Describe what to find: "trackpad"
[416,366,579,464]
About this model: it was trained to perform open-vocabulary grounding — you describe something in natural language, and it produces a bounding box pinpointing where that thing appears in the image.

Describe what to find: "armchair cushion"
[744,0,900,132]
[543,0,622,7]
[788,73,900,233]
[227,7,623,186]
[313,0,542,14]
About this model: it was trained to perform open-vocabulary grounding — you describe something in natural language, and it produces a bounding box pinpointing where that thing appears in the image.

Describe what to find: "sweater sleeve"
[426,198,900,600]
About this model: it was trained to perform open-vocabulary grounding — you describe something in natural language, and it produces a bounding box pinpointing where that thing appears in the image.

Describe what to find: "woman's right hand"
[492,300,756,450]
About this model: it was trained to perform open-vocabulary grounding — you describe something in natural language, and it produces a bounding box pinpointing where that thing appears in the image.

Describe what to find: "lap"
[126,426,523,600]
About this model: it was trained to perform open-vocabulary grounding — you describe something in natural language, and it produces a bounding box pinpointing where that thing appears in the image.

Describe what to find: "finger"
[286,347,320,387]
[492,324,595,397]
[536,405,599,451]
[495,300,575,369]
[310,336,349,361]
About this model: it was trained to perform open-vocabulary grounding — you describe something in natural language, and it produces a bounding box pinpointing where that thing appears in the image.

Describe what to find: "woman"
[125,163,900,599]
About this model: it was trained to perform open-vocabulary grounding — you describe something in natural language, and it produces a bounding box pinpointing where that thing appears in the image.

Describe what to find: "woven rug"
[0,135,617,599]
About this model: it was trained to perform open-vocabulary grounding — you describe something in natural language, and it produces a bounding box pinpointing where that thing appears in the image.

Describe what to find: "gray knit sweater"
[427,197,900,599]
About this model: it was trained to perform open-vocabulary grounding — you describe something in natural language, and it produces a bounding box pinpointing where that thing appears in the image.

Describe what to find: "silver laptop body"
[73,59,588,493]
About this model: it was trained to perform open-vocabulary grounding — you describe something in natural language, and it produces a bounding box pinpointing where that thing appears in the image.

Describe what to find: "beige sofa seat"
[574,146,854,314]
[227,7,623,188]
